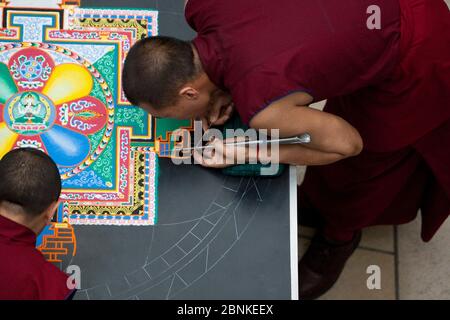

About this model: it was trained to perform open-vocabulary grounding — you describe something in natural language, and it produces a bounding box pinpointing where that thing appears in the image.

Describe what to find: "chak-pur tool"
[179,133,311,152]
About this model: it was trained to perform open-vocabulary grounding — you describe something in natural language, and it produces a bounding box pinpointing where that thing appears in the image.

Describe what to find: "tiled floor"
[297,144,450,300]
[298,225,398,300]
[299,218,450,300]
[397,218,450,299]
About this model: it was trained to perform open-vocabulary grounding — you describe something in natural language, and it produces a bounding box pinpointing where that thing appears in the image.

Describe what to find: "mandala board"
[0,1,194,262]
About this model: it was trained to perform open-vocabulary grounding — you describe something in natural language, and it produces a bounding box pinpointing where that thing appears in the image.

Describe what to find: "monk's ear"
[179,87,199,100]
[44,201,59,224]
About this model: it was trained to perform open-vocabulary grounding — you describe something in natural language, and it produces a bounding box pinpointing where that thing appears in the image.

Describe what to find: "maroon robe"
[0,215,74,299]
[186,0,450,241]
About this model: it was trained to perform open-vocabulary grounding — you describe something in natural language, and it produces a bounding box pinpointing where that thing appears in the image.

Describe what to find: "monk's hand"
[193,136,255,169]
[210,101,234,126]
[199,93,234,130]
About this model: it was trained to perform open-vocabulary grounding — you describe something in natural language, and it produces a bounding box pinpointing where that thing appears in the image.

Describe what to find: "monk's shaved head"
[0,148,61,217]
[122,36,202,109]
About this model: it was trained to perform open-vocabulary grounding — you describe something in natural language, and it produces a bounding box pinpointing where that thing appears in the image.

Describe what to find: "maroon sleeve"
[36,260,74,300]
[231,64,312,125]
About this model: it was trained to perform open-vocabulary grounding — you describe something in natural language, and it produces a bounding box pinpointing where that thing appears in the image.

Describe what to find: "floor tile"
[298,226,316,238]
[299,223,394,254]
[319,248,396,300]
[397,217,450,299]
[360,226,395,253]
[296,165,306,185]
[299,237,396,300]
[298,237,310,258]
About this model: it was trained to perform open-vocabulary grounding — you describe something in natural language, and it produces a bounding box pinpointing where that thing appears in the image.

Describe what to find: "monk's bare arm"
[250,92,363,166]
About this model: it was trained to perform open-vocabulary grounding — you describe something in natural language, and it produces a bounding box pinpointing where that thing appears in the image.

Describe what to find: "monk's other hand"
[193,136,255,168]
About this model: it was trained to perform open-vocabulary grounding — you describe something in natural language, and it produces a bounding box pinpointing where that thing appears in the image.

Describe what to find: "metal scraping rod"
[179,133,311,152]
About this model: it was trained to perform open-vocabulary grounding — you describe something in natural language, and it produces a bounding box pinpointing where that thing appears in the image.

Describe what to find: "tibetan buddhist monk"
[0,148,75,300]
[122,0,450,299]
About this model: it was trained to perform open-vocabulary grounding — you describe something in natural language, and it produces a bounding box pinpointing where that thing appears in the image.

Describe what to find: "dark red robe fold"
[298,118,450,242]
